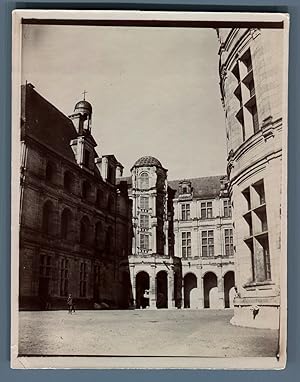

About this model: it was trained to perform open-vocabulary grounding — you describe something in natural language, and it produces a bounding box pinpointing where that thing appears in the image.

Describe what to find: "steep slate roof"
[168,175,226,199]
[116,176,132,186]
[21,84,79,162]
[117,174,226,199]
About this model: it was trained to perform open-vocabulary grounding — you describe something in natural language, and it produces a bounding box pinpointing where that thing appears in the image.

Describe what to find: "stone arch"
[184,272,197,308]
[203,272,218,308]
[156,270,168,308]
[224,271,235,308]
[136,271,150,309]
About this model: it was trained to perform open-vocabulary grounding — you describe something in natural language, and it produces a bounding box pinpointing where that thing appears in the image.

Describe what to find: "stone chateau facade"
[216,28,284,328]
[19,83,235,311]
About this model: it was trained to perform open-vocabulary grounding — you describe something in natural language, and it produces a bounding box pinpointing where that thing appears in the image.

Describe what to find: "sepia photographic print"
[11,10,289,369]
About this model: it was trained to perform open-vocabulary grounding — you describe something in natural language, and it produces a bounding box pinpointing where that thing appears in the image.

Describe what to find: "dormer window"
[179,181,191,195]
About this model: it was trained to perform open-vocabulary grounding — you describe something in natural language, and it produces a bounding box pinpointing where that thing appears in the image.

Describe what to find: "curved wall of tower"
[217,28,284,329]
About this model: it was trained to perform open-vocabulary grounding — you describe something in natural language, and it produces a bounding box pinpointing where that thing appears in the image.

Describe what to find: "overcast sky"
[22,24,227,180]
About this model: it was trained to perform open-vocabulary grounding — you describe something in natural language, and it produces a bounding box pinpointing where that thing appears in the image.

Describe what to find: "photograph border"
[11,9,289,370]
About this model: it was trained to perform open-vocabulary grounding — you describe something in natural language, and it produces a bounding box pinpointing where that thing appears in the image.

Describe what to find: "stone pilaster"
[149,264,157,309]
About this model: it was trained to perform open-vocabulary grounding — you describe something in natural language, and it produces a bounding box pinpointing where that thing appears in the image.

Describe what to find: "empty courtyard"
[18,309,278,358]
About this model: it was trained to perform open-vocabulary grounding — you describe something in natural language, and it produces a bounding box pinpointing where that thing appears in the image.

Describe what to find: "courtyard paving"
[19,309,278,358]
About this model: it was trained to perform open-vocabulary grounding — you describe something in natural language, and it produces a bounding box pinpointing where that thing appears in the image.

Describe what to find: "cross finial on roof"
[82,90,88,100]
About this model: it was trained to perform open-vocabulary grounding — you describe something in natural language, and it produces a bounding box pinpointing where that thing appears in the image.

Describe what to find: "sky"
[22,24,227,180]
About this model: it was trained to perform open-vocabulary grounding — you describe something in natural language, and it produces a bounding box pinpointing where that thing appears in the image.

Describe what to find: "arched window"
[95,222,102,248]
[63,171,73,193]
[61,208,72,240]
[139,172,149,189]
[42,200,54,235]
[45,161,55,184]
[80,216,90,245]
[82,180,91,200]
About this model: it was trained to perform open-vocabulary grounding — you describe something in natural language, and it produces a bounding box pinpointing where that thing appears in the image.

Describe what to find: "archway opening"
[203,272,218,308]
[156,271,168,308]
[136,271,150,309]
[184,273,197,308]
[224,271,235,308]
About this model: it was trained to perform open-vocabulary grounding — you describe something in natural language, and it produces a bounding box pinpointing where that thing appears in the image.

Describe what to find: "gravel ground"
[19,309,278,357]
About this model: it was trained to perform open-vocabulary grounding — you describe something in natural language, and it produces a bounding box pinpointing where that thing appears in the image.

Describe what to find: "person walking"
[67,293,75,314]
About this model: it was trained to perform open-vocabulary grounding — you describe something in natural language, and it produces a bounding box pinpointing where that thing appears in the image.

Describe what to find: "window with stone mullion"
[182,231,191,258]
[201,201,213,219]
[202,230,214,257]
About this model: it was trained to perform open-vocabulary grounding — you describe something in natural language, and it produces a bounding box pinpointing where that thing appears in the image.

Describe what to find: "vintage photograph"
[11,11,288,369]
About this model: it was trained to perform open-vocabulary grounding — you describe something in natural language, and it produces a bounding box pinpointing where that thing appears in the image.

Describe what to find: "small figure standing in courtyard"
[67,293,75,314]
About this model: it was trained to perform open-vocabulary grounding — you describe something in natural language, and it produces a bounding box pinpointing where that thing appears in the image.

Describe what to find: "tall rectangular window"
[233,49,260,141]
[202,230,214,257]
[181,231,191,258]
[242,180,271,283]
[201,201,213,219]
[140,234,149,251]
[181,203,190,220]
[140,214,149,229]
[80,262,87,297]
[224,229,234,257]
[140,196,149,210]
[59,258,69,296]
[223,200,232,218]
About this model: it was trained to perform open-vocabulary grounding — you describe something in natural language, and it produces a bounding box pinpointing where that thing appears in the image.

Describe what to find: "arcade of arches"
[130,270,235,309]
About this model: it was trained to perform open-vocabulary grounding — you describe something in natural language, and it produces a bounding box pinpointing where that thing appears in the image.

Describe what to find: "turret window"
[140,214,149,229]
[232,48,260,141]
[139,172,149,189]
[140,196,149,210]
[140,234,149,251]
